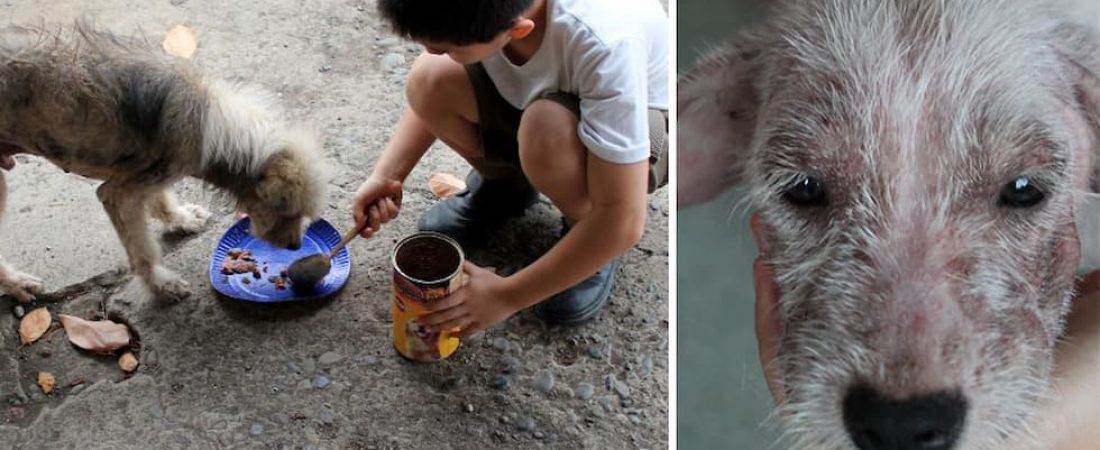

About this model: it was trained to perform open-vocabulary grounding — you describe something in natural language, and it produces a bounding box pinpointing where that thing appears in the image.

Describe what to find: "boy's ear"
[677,44,763,208]
[509,19,535,40]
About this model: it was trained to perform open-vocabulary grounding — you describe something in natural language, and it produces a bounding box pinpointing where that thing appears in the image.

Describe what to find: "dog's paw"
[149,270,192,303]
[166,204,212,234]
[0,270,44,303]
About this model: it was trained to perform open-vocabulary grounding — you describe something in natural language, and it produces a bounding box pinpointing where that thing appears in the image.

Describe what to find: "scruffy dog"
[680,1,1099,449]
[0,24,326,303]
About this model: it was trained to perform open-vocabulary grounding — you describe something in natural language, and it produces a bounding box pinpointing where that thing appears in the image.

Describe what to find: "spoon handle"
[327,224,362,259]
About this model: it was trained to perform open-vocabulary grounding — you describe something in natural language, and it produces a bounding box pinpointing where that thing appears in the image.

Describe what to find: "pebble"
[312,375,331,389]
[534,431,546,439]
[68,384,85,395]
[13,305,25,318]
[320,409,334,425]
[363,355,379,365]
[587,345,606,360]
[517,416,536,432]
[302,358,316,374]
[249,423,264,436]
[492,337,511,352]
[587,405,606,419]
[318,64,333,73]
[641,356,654,375]
[533,371,554,393]
[499,415,512,425]
[381,53,406,70]
[492,375,511,390]
[576,383,594,400]
[303,445,317,450]
[297,379,312,390]
[273,413,290,425]
[318,351,343,366]
[613,379,631,398]
[464,403,474,413]
[621,398,634,408]
[500,355,521,374]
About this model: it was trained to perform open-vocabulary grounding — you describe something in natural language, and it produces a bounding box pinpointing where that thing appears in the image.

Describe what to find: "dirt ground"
[0,1,669,449]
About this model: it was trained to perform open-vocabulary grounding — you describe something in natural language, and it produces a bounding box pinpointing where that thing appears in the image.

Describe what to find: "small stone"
[363,356,379,365]
[318,351,343,366]
[601,396,617,412]
[621,398,634,408]
[500,355,521,374]
[629,415,643,425]
[302,358,316,374]
[534,431,546,439]
[249,423,264,436]
[499,415,512,425]
[381,53,406,70]
[576,383,594,401]
[587,345,606,360]
[517,416,536,432]
[587,405,606,419]
[170,0,187,5]
[13,305,25,318]
[318,64,333,73]
[641,356,654,375]
[613,380,631,398]
[533,371,554,393]
[273,413,290,425]
[303,445,317,450]
[319,409,334,425]
[312,375,331,389]
[492,375,511,390]
[68,384,85,395]
[492,337,511,352]
[297,379,312,390]
[464,403,474,413]
[377,37,400,47]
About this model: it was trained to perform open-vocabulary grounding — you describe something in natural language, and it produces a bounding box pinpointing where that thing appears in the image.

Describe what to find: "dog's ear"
[677,43,763,208]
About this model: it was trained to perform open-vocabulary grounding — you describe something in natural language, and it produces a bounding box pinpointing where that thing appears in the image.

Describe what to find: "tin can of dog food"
[391,231,464,361]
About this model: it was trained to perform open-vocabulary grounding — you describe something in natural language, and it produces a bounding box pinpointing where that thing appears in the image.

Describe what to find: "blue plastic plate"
[209,217,351,302]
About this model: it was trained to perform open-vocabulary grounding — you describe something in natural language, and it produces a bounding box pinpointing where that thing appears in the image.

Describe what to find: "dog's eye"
[998,176,1045,208]
[782,176,828,207]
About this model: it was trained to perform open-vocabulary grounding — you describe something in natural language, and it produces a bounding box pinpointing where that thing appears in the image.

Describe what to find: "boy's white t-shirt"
[480,0,669,164]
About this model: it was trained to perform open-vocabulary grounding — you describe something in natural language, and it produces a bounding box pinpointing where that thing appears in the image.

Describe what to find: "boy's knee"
[405,54,464,116]
[518,99,581,160]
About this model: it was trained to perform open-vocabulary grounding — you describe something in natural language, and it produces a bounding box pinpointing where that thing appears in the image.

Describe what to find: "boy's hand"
[417,262,523,338]
[352,174,403,238]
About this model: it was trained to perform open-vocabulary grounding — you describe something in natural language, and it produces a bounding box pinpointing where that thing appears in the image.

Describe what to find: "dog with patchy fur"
[680,0,1100,449]
[0,24,326,303]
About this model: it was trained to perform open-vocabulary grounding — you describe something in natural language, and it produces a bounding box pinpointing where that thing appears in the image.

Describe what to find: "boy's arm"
[371,107,438,181]
[352,107,437,236]
[503,156,649,306]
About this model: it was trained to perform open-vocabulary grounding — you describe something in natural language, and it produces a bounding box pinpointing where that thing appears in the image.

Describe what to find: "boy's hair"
[377,0,535,45]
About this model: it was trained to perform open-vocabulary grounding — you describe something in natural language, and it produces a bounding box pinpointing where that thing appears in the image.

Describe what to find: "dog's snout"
[843,384,967,450]
[287,241,301,251]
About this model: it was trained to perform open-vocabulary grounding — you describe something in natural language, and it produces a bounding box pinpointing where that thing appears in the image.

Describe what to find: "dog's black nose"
[843,384,967,450]
[287,242,301,251]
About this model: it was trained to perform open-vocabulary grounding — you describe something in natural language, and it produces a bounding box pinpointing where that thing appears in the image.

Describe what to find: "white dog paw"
[1,270,45,303]
[167,204,212,234]
[149,270,192,302]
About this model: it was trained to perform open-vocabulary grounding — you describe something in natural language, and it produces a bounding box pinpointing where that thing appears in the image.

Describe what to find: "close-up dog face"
[679,1,1100,449]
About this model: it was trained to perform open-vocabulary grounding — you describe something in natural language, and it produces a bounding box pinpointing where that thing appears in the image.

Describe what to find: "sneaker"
[534,222,620,326]
[417,170,538,245]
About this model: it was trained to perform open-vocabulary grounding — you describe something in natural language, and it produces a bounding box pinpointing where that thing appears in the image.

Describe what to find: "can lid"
[391,231,466,284]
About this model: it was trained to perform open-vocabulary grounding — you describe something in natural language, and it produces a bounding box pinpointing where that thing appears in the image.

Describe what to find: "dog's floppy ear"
[677,43,763,208]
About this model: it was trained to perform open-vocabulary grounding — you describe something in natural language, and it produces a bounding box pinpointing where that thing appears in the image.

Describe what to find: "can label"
[391,232,464,361]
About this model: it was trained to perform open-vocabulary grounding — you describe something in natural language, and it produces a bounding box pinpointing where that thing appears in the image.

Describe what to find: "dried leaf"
[37,372,55,394]
[18,308,51,345]
[162,24,197,59]
[429,172,466,199]
[58,314,130,354]
[118,352,139,373]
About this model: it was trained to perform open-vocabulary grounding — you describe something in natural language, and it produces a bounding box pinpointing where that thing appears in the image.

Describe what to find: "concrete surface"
[676,1,782,449]
[0,1,669,449]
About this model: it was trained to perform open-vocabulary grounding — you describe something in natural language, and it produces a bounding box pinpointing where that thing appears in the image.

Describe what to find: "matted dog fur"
[0,23,327,303]
[680,0,1100,449]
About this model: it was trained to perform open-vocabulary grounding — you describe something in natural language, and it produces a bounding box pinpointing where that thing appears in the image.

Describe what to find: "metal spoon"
[286,224,362,287]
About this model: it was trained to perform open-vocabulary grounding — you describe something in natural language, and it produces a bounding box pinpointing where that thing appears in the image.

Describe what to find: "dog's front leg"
[150,189,211,234]
[0,170,44,302]
[97,183,191,302]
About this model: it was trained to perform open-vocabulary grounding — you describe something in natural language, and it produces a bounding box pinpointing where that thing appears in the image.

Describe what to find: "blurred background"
[676,1,782,448]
